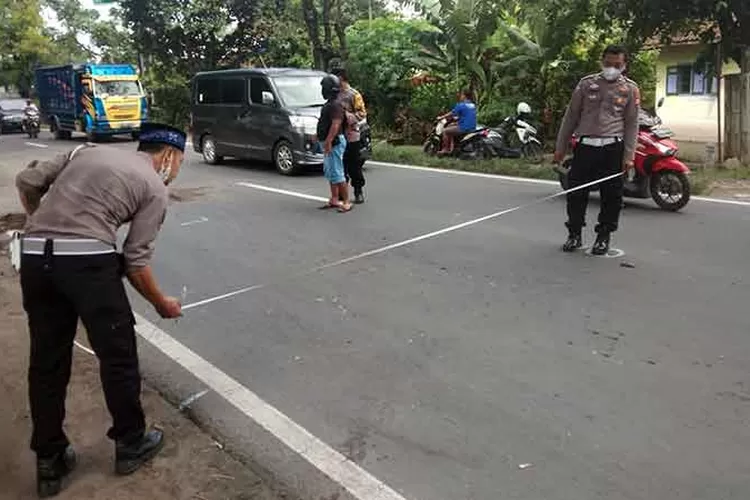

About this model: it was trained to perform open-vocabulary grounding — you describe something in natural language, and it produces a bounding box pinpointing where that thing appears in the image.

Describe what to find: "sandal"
[337,203,353,213]
[318,201,340,210]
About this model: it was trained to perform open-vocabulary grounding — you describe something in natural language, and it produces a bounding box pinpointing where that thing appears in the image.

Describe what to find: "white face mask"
[602,66,623,81]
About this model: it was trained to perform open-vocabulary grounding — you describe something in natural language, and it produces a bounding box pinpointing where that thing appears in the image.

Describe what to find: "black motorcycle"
[23,113,40,139]
[423,118,504,160]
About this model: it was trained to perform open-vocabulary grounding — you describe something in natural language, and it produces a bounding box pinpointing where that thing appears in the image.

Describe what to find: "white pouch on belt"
[9,230,22,272]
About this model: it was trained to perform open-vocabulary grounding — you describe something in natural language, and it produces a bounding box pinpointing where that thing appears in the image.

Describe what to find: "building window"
[666,64,717,96]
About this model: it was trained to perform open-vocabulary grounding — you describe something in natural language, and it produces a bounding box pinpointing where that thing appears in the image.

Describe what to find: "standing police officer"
[554,44,640,255]
[15,123,186,497]
[331,67,368,204]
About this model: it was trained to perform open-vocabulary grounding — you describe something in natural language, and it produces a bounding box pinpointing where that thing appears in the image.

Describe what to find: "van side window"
[220,78,246,105]
[249,77,274,105]
[196,79,219,104]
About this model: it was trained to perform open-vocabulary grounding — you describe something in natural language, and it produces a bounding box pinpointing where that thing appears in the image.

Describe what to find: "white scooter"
[490,102,544,162]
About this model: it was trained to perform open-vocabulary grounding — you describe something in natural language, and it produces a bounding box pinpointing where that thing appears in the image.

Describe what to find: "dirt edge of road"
[0,240,289,500]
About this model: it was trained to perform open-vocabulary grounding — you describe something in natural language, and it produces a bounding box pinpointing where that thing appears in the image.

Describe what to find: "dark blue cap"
[139,122,187,152]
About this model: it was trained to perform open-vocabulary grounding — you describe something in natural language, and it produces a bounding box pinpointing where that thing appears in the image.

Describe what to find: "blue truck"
[35,63,148,141]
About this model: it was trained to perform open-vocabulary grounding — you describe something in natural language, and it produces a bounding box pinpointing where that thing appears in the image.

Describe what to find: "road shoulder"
[0,244,284,500]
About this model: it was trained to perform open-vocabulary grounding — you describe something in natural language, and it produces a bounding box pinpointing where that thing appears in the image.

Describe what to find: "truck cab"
[35,63,148,141]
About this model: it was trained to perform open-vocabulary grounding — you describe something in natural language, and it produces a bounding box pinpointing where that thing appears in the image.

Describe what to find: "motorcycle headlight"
[290,115,318,135]
[655,142,675,156]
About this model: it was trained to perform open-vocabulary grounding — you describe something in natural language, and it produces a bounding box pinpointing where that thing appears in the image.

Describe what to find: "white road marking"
[184,173,622,311]
[692,196,750,207]
[180,216,209,227]
[368,160,557,185]
[74,340,95,356]
[235,182,329,203]
[369,160,750,207]
[133,312,409,500]
[25,142,49,149]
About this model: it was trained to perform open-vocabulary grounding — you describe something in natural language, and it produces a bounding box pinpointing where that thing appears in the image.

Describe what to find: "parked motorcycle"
[557,98,691,212]
[23,112,40,139]
[423,117,527,160]
[491,102,544,162]
[422,117,496,160]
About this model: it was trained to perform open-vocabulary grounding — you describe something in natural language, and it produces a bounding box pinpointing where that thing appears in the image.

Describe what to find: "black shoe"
[37,446,77,498]
[115,429,165,476]
[562,231,583,252]
[592,232,611,256]
[354,191,365,204]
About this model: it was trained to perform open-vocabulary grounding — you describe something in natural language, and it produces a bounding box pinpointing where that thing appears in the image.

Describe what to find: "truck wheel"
[52,122,68,140]
[86,130,99,143]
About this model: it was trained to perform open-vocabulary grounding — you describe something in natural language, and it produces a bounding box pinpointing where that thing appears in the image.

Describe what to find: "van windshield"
[273,76,326,108]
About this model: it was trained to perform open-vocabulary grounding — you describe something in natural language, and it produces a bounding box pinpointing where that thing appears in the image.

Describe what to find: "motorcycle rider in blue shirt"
[437,89,477,155]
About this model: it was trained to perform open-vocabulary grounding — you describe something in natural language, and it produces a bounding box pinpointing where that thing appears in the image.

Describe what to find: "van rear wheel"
[274,140,298,175]
[202,135,223,165]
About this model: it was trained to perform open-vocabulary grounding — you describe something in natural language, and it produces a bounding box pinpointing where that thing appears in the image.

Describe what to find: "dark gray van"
[190,67,371,175]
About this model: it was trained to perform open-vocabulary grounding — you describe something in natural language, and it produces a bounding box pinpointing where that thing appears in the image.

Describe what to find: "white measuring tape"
[182,171,624,311]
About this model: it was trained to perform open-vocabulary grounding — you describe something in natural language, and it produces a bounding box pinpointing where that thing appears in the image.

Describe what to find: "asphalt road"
[3,131,750,500]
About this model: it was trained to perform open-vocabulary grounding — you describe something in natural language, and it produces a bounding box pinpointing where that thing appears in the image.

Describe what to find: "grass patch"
[372,142,750,197]
[371,142,558,181]
[689,164,750,196]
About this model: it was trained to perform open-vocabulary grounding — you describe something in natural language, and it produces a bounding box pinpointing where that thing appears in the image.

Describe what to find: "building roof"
[644,24,721,49]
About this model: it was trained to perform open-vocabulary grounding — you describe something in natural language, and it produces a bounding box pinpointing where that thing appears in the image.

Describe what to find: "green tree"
[300,0,387,69]
[606,0,749,72]
[410,0,504,102]
[0,0,53,95]
[345,17,435,123]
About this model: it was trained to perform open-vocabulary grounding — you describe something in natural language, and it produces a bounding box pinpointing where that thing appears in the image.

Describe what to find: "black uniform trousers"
[343,141,365,193]
[20,246,146,458]
[566,141,624,234]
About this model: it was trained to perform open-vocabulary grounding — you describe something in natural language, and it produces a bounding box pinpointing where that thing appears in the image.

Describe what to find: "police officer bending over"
[15,123,186,497]
[554,44,640,255]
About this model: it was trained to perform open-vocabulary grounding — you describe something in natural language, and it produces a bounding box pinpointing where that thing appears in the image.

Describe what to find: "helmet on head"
[517,102,532,115]
[320,74,341,100]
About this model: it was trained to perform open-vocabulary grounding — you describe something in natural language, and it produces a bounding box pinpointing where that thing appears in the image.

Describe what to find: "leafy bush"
[345,17,437,127]
[143,66,191,128]
[409,81,455,121]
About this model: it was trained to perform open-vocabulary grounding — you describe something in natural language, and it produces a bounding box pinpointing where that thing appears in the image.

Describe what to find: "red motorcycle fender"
[650,156,690,174]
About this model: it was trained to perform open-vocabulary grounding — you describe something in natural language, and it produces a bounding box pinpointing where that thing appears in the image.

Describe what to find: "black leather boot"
[592,231,611,256]
[37,446,77,498]
[115,429,165,476]
[562,229,583,252]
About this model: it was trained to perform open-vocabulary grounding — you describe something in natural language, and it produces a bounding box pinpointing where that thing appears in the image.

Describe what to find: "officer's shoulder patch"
[581,73,600,82]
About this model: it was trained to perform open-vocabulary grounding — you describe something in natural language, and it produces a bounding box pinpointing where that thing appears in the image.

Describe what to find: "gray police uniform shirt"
[337,86,366,143]
[555,73,641,162]
[15,144,168,270]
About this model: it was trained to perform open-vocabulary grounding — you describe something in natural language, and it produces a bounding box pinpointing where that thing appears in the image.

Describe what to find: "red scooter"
[557,98,691,212]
